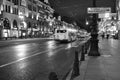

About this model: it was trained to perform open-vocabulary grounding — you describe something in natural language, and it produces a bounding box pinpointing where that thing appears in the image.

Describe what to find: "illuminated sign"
[87,7,111,13]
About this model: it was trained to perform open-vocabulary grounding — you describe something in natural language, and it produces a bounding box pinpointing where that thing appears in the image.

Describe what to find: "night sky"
[49,0,116,26]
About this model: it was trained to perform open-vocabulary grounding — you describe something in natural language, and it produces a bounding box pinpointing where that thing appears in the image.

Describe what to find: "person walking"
[106,34,109,39]
[101,33,105,39]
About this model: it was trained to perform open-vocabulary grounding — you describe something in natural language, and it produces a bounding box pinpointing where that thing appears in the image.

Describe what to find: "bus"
[54,28,77,42]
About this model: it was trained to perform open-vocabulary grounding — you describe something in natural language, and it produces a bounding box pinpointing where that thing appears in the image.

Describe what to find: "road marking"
[0,45,64,68]
[102,55,112,57]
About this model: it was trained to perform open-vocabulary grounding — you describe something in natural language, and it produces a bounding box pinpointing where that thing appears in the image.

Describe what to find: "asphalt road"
[0,38,83,80]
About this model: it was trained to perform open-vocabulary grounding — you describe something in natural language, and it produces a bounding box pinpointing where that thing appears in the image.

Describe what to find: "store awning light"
[86,21,89,25]
[105,13,110,18]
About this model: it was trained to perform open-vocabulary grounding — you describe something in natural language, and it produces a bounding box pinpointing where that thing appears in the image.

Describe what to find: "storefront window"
[3,18,11,29]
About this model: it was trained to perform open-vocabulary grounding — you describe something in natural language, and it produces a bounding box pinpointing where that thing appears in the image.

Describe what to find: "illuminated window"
[13,20,18,28]
[0,5,4,11]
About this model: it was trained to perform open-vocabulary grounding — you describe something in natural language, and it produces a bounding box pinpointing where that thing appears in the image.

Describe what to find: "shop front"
[11,28,18,38]
[2,18,11,39]
[19,21,27,38]
[33,28,39,38]
[11,20,19,38]
[0,25,2,39]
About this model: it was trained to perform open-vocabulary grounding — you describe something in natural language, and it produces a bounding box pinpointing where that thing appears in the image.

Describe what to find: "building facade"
[0,0,54,39]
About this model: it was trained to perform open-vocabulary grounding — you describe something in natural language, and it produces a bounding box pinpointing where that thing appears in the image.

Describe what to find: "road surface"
[0,38,83,80]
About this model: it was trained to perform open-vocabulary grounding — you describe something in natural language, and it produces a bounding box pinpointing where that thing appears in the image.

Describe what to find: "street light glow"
[66,28,77,32]
[105,13,110,18]
[49,22,52,26]
[86,21,89,25]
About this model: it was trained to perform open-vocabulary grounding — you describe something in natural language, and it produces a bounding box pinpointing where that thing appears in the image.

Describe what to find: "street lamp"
[49,21,53,26]
[88,0,100,56]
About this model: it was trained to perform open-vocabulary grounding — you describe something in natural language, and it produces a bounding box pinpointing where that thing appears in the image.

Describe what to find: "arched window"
[3,18,11,29]
[28,22,31,28]
[13,20,18,28]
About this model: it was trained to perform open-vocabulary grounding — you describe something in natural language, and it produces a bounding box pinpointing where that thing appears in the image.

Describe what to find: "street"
[0,38,83,80]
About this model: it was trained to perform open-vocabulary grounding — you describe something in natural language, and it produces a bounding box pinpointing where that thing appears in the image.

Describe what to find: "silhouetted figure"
[106,34,109,39]
[48,72,58,80]
[114,33,118,39]
[101,34,104,39]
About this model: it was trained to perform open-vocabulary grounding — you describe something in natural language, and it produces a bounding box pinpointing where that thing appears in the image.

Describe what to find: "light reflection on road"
[47,41,56,49]
[14,44,28,59]
[0,40,79,80]
[17,61,27,70]
[65,43,72,49]
[46,40,60,57]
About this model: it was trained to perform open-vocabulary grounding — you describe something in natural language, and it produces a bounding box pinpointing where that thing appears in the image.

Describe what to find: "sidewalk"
[73,39,120,80]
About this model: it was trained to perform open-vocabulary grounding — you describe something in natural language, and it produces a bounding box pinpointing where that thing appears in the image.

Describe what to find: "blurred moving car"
[76,29,91,40]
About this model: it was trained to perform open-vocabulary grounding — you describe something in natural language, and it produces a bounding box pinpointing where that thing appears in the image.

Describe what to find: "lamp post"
[88,0,100,56]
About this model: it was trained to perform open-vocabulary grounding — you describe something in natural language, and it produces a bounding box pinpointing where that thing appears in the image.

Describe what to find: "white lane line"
[0,45,64,68]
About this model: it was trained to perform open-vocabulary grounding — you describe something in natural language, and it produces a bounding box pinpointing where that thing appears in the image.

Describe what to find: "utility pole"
[88,0,100,56]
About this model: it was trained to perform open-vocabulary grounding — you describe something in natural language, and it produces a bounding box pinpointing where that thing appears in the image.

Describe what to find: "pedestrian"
[106,34,109,39]
[101,34,104,39]
[101,32,105,39]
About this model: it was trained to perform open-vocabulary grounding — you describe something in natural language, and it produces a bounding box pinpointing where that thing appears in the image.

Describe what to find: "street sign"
[87,7,111,13]
[98,13,116,19]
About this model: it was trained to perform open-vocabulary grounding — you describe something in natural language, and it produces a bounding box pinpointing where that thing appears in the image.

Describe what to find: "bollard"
[75,51,79,62]
[71,51,80,79]
[84,43,88,54]
[48,72,58,80]
[80,45,85,61]
[87,41,91,54]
